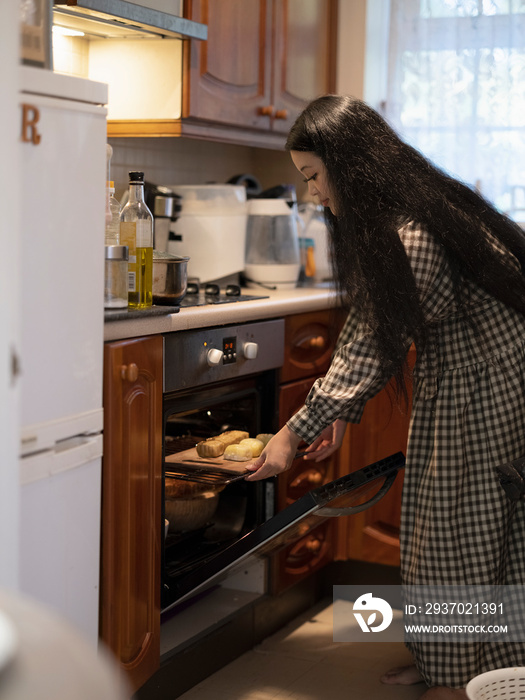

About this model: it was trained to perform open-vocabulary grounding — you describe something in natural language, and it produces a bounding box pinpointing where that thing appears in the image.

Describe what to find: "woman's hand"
[245,425,302,481]
[302,419,347,462]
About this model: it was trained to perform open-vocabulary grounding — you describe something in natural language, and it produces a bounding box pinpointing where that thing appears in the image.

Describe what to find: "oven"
[161,319,283,614]
[160,317,406,628]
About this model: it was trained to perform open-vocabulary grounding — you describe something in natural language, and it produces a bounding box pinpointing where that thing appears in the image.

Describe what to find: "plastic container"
[466,667,525,699]
[104,245,129,308]
[298,203,332,282]
[165,184,247,282]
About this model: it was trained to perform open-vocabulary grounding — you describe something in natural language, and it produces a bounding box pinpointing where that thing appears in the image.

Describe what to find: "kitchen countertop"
[104,284,340,342]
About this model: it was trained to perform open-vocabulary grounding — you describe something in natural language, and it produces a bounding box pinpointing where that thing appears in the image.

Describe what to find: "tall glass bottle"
[105,181,121,245]
[119,171,153,308]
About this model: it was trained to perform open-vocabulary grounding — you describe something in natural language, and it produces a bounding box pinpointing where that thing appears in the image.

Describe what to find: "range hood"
[53,0,208,40]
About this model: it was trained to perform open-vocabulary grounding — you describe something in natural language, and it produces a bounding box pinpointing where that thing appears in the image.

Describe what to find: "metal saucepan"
[165,491,220,533]
[152,250,190,305]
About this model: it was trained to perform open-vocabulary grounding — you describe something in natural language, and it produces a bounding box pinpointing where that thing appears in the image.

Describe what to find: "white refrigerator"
[18,66,108,648]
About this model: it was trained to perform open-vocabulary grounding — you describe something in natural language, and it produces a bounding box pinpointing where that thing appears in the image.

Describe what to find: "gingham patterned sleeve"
[286,309,388,443]
[286,224,453,444]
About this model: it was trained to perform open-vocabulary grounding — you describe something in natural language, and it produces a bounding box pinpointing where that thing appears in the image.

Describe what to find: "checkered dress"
[287,223,525,688]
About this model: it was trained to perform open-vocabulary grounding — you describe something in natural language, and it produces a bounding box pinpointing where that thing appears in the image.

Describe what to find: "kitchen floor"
[176,598,425,700]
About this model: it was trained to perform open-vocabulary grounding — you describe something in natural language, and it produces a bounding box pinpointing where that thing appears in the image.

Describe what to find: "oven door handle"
[315,470,399,517]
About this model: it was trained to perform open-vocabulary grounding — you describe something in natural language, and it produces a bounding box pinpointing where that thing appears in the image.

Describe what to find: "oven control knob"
[243,342,258,360]
[206,348,224,366]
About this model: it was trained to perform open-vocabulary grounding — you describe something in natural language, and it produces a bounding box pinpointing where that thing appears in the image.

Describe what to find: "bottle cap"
[105,245,129,261]
[129,171,144,183]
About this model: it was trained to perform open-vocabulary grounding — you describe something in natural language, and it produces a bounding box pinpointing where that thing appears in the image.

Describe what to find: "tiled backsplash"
[109,137,306,202]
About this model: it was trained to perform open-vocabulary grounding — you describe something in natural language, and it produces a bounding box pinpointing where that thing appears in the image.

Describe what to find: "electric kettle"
[244,198,301,289]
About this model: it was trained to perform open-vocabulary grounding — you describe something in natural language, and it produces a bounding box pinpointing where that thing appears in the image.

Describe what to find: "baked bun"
[223,444,253,461]
[215,430,250,446]
[239,438,264,457]
[256,433,274,447]
[196,439,225,458]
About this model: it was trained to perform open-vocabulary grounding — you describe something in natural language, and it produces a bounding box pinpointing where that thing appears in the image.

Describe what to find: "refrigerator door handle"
[20,433,103,486]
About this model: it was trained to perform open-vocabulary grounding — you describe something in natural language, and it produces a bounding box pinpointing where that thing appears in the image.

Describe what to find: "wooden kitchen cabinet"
[276,310,413,573]
[181,0,337,145]
[271,309,344,593]
[280,308,341,383]
[272,376,335,593]
[100,335,163,693]
[335,347,416,567]
[109,0,337,146]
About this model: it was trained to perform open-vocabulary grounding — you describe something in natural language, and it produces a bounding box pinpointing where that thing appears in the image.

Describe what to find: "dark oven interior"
[161,371,279,613]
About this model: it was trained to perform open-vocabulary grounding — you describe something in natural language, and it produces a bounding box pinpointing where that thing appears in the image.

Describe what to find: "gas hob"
[179,282,268,308]
[104,283,268,321]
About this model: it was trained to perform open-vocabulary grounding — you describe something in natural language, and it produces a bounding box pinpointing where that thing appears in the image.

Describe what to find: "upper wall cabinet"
[106,0,337,148]
[179,0,338,147]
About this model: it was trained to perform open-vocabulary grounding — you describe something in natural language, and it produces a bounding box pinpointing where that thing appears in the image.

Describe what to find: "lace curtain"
[384,0,525,219]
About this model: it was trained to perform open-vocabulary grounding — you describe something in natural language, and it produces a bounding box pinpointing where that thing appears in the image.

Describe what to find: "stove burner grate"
[179,282,268,307]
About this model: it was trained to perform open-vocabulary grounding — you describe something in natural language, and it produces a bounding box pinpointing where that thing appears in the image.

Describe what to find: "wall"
[109,138,306,203]
[336,0,367,99]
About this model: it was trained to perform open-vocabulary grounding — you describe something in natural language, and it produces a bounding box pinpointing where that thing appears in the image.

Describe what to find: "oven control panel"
[163,319,285,392]
[221,336,236,365]
[206,337,259,366]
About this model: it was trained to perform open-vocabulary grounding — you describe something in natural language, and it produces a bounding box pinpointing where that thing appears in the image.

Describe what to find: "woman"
[246,95,525,699]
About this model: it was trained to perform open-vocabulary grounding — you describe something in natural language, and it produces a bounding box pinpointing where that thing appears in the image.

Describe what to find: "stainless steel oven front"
[161,319,285,614]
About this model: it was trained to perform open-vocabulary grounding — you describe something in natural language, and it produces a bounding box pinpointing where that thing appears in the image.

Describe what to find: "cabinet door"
[100,336,163,692]
[277,377,333,509]
[336,348,415,566]
[272,0,338,134]
[183,0,273,129]
[281,309,345,383]
[271,376,335,593]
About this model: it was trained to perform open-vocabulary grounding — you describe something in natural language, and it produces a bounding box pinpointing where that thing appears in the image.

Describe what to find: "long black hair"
[286,95,525,398]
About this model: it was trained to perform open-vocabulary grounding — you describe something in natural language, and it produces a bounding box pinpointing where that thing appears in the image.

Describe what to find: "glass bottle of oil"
[119,171,153,308]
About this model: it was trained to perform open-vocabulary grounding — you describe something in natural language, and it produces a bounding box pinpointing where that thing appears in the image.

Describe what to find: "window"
[383,0,525,218]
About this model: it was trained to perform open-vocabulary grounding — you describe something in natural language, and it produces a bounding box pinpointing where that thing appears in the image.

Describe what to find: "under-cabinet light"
[52,25,85,37]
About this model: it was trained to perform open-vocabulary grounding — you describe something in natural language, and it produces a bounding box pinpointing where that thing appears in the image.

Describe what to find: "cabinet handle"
[310,335,326,349]
[305,538,322,553]
[274,109,288,120]
[297,335,326,350]
[121,363,139,382]
[298,523,310,537]
[258,105,274,117]
[363,522,400,547]
[291,470,323,489]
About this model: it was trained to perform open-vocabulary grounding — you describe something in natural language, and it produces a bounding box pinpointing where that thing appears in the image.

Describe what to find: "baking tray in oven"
[165,450,311,483]
[165,447,249,475]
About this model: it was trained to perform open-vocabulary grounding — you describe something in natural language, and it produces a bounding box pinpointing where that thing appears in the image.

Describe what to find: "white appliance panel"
[18,70,107,647]
[19,83,107,440]
[19,452,102,646]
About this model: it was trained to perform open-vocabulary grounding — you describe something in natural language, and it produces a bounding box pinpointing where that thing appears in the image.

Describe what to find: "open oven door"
[164,452,405,610]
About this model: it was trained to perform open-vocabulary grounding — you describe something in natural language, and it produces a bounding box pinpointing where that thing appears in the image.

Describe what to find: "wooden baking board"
[165,447,253,475]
